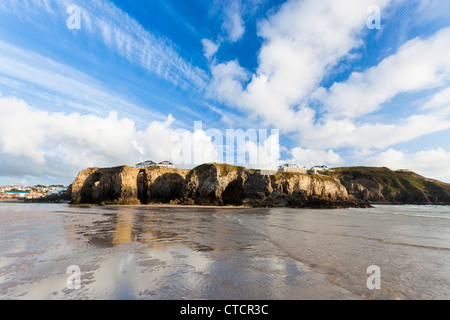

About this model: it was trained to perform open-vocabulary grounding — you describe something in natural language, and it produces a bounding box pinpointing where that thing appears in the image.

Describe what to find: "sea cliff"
[68,163,366,208]
[68,164,450,208]
[329,167,450,205]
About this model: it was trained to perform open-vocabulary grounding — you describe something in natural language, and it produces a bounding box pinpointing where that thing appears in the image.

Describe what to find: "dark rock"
[69,164,450,208]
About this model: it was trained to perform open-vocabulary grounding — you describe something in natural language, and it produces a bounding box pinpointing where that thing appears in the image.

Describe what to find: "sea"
[0,203,449,300]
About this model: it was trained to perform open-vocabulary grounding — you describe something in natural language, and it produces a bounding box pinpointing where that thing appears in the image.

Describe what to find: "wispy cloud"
[82,0,208,89]
[0,0,208,90]
[0,40,166,122]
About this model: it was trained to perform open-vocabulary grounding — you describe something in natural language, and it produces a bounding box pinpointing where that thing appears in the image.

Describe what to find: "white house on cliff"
[136,160,175,169]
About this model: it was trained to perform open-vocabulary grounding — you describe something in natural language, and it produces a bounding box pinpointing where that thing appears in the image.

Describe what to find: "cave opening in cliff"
[222,180,245,206]
[80,172,101,204]
[137,170,148,204]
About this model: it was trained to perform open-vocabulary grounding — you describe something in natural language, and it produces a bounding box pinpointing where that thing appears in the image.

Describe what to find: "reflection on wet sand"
[113,212,135,247]
[66,209,188,249]
[3,203,448,300]
[60,206,359,299]
[64,207,228,254]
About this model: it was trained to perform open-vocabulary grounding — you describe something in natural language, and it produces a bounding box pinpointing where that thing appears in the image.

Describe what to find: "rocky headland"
[329,167,450,205]
[67,163,450,208]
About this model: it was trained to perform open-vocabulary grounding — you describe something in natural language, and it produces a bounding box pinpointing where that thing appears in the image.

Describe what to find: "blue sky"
[1,0,450,186]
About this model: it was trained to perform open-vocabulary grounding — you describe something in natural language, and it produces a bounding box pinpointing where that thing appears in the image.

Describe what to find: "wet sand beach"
[0,203,449,300]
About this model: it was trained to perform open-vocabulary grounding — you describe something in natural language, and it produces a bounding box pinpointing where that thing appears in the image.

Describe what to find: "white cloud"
[170,126,221,167]
[208,0,450,156]
[3,0,450,186]
[422,87,450,112]
[201,39,220,60]
[317,27,450,118]
[222,1,245,42]
[0,40,162,121]
[298,113,450,150]
[415,0,450,25]
[209,60,250,102]
[208,1,450,157]
[0,97,218,181]
[0,0,207,89]
[210,0,393,130]
[245,132,281,170]
[289,148,344,167]
[366,148,450,182]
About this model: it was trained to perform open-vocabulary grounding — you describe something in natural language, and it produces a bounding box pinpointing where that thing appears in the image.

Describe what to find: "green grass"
[330,166,449,198]
[191,163,246,177]
[214,163,246,176]
[268,171,336,183]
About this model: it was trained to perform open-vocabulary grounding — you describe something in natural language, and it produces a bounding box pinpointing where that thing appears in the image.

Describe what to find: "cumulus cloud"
[0,97,283,183]
[0,97,218,182]
[209,0,392,130]
[201,39,220,60]
[222,1,245,42]
[245,131,281,170]
[289,148,344,167]
[298,113,450,150]
[366,148,450,182]
[171,126,221,167]
[207,0,450,167]
[3,0,450,185]
[208,60,251,105]
[317,27,450,118]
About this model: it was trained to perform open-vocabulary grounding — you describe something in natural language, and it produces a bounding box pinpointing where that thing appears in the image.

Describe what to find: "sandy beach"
[0,203,449,300]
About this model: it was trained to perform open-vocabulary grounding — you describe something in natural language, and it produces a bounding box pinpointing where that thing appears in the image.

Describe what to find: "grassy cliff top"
[330,166,444,182]
[269,171,337,182]
[329,166,450,196]
[192,163,247,176]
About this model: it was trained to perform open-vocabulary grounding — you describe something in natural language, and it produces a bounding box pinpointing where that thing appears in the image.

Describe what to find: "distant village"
[0,185,67,200]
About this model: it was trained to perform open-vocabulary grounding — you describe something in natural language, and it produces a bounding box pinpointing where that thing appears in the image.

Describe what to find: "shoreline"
[6,200,450,208]
[0,199,26,203]
[70,203,261,209]
[54,202,450,209]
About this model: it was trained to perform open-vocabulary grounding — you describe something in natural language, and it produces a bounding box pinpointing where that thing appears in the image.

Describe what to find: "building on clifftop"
[136,160,156,168]
[308,165,330,174]
[136,160,175,169]
[158,161,175,168]
[278,164,308,174]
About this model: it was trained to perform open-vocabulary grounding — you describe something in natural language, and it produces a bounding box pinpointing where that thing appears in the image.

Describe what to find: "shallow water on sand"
[0,203,449,300]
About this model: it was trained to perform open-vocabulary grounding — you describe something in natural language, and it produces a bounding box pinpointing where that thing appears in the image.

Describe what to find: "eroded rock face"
[69,164,360,208]
[181,164,246,205]
[69,164,450,207]
[331,167,450,204]
[270,174,348,199]
[143,167,190,203]
[70,166,141,205]
[70,166,190,205]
